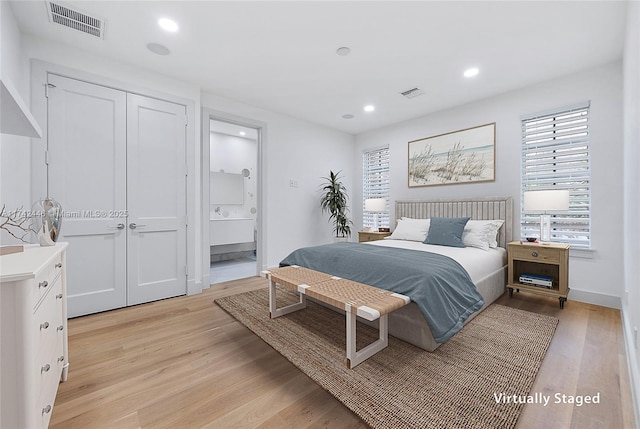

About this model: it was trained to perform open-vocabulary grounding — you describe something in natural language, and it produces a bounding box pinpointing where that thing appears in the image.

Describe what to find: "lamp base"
[539,214,551,243]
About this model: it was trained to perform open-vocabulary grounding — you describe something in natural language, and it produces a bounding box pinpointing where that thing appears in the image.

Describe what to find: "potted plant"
[320,171,352,240]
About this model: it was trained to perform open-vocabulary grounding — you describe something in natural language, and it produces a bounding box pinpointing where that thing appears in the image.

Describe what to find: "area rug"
[215,287,559,429]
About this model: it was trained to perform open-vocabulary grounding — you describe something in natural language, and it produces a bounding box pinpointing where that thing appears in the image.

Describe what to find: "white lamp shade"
[364,198,386,212]
[523,190,569,212]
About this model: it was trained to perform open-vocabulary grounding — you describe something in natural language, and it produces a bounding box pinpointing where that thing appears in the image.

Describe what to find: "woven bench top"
[262,265,410,321]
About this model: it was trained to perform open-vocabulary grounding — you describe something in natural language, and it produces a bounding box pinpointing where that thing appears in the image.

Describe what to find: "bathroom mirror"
[210,171,244,205]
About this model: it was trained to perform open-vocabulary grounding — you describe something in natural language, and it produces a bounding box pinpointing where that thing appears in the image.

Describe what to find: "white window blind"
[363,147,390,228]
[521,102,591,248]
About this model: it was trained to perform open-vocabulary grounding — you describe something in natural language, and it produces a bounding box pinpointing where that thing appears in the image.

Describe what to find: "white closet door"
[126,94,187,305]
[47,74,127,317]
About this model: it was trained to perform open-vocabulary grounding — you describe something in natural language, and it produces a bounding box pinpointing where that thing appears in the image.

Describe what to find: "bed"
[280,197,513,351]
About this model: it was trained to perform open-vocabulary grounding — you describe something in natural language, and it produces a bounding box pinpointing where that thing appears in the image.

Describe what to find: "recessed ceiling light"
[464,67,479,78]
[364,105,375,113]
[147,43,170,55]
[239,131,246,136]
[336,47,351,56]
[158,18,178,32]
[342,114,354,119]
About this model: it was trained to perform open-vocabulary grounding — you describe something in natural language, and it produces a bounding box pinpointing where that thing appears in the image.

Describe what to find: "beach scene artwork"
[408,123,495,187]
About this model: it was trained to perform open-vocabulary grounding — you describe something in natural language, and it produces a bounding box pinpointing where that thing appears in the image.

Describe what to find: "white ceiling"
[210,119,258,140]
[10,1,627,135]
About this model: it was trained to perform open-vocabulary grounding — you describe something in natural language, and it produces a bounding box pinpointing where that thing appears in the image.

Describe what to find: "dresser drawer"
[33,277,63,360]
[32,253,63,309]
[36,332,64,429]
[509,245,560,264]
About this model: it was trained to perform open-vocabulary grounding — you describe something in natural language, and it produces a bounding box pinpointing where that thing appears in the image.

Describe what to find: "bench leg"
[268,278,306,318]
[346,308,389,369]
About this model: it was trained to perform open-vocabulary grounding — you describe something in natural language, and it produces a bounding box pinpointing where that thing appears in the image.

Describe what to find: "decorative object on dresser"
[1,243,69,429]
[507,241,570,308]
[358,230,391,242]
[523,189,569,243]
[0,204,35,246]
[363,197,387,231]
[31,197,63,246]
[408,122,495,187]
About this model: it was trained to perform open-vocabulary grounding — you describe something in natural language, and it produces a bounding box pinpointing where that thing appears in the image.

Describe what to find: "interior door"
[126,94,187,305]
[47,74,127,317]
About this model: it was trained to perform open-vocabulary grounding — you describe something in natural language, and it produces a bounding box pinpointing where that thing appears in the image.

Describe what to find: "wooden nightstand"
[507,241,570,308]
[358,231,391,242]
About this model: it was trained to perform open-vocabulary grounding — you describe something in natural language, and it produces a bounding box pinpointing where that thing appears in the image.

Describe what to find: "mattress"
[361,239,507,351]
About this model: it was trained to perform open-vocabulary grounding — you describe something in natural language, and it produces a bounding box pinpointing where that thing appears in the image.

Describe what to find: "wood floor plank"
[200,372,319,429]
[49,277,636,429]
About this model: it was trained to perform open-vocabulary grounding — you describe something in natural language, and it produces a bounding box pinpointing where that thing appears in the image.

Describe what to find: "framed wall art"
[408,122,495,187]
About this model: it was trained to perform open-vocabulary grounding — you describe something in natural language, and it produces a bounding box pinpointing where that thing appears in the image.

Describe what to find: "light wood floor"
[50,277,637,429]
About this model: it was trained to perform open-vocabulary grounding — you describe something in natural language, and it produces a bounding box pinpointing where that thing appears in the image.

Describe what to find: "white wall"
[201,93,355,269]
[354,62,624,307]
[622,0,640,423]
[0,1,32,245]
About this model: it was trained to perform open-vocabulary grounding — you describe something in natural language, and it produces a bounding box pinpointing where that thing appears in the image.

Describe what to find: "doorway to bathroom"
[208,118,261,284]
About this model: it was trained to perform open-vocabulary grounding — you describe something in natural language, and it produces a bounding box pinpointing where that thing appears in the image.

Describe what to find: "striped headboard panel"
[395,196,513,248]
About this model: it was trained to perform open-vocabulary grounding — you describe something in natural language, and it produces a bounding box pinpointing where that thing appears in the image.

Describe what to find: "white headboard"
[395,196,513,248]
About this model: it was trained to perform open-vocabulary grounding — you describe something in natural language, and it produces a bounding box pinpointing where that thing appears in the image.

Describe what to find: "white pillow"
[462,220,505,250]
[388,218,430,241]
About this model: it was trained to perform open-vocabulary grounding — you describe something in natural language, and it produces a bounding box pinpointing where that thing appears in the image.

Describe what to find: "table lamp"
[364,198,386,231]
[523,190,569,243]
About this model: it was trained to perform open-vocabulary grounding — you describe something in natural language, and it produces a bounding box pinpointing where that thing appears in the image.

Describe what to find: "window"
[363,147,390,228]
[521,102,591,248]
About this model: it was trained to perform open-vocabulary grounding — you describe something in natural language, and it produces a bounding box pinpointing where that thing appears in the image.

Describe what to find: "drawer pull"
[57,325,64,332]
[56,293,63,299]
[55,262,62,268]
[39,280,49,288]
[42,405,52,415]
[58,355,65,363]
[41,364,51,373]
[40,322,50,330]
[531,251,538,257]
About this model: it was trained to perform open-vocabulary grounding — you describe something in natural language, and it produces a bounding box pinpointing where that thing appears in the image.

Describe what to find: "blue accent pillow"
[424,217,471,247]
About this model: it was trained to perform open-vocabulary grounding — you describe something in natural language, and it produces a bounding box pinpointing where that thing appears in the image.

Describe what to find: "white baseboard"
[202,274,211,289]
[187,278,200,295]
[621,306,640,428]
[568,288,621,309]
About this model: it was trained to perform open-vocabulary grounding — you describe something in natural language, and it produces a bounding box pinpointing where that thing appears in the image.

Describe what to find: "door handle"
[108,223,125,230]
[129,223,146,230]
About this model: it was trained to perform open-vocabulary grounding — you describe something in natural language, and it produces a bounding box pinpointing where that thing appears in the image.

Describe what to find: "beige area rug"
[215,287,559,429]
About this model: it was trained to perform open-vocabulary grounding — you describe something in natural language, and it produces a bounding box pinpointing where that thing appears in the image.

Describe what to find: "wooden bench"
[261,265,410,368]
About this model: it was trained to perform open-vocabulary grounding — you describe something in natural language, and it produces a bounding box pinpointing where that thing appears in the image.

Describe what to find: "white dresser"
[1,243,69,429]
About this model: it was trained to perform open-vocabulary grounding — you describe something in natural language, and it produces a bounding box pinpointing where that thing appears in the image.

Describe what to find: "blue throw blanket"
[280,242,484,343]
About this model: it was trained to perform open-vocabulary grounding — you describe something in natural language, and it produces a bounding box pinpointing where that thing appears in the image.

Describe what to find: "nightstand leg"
[559,297,566,309]
[508,288,513,298]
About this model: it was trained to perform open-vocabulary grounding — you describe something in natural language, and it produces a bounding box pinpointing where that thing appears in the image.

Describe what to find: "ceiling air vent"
[46,1,105,39]
[400,87,425,99]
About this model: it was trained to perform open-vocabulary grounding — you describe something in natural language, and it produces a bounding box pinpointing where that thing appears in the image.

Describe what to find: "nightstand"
[507,241,570,308]
[358,231,391,243]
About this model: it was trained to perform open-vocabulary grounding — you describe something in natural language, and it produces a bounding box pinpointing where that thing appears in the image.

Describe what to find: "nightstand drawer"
[360,233,379,242]
[509,246,560,264]
[358,231,391,242]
